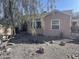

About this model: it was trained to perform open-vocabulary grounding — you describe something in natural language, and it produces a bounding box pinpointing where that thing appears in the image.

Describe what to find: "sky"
[42,0,79,12]
[56,0,79,11]
[0,0,79,17]
[19,0,79,13]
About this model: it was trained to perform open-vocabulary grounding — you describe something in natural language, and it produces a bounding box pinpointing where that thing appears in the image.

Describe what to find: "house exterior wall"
[27,15,44,35]
[43,12,71,37]
[34,17,44,35]
[34,14,48,35]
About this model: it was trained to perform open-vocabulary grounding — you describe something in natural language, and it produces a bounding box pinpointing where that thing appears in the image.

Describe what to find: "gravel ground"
[0,33,79,59]
[0,42,79,59]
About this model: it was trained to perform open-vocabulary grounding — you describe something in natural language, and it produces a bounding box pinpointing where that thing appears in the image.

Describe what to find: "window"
[36,21,41,29]
[52,19,60,29]
[31,18,41,29]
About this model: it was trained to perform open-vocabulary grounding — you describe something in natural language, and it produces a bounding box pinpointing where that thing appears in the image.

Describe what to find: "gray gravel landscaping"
[1,43,79,59]
[0,33,79,59]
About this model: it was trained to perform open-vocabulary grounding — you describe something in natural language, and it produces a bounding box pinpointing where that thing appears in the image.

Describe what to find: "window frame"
[35,19,41,29]
[51,19,60,30]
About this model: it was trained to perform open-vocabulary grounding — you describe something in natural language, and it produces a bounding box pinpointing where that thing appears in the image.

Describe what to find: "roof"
[44,10,72,18]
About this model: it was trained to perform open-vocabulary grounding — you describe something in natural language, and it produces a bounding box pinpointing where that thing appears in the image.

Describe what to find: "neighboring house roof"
[72,12,79,20]
[62,10,73,15]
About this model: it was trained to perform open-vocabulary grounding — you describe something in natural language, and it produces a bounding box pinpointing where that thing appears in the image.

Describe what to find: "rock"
[0,39,2,45]
[36,47,44,54]
[7,48,12,52]
[0,51,2,56]
[49,41,53,44]
[7,43,16,46]
[66,54,70,58]
[6,48,12,55]
[49,40,56,44]
[3,56,11,59]
[1,46,6,52]
[31,53,37,56]
[71,54,79,59]
[45,42,50,46]
[59,41,66,46]
[2,36,7,41]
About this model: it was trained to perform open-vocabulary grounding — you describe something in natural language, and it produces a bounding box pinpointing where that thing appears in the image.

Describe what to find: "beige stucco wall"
[43,11,71,37]
[27,16,44,35]
[34,17,44,35]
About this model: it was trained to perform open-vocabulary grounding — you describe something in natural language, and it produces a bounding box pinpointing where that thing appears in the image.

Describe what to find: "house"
[71,14,79,33]
[62,10,79,33]
[27,10,71,38]
[43,10,71,37]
